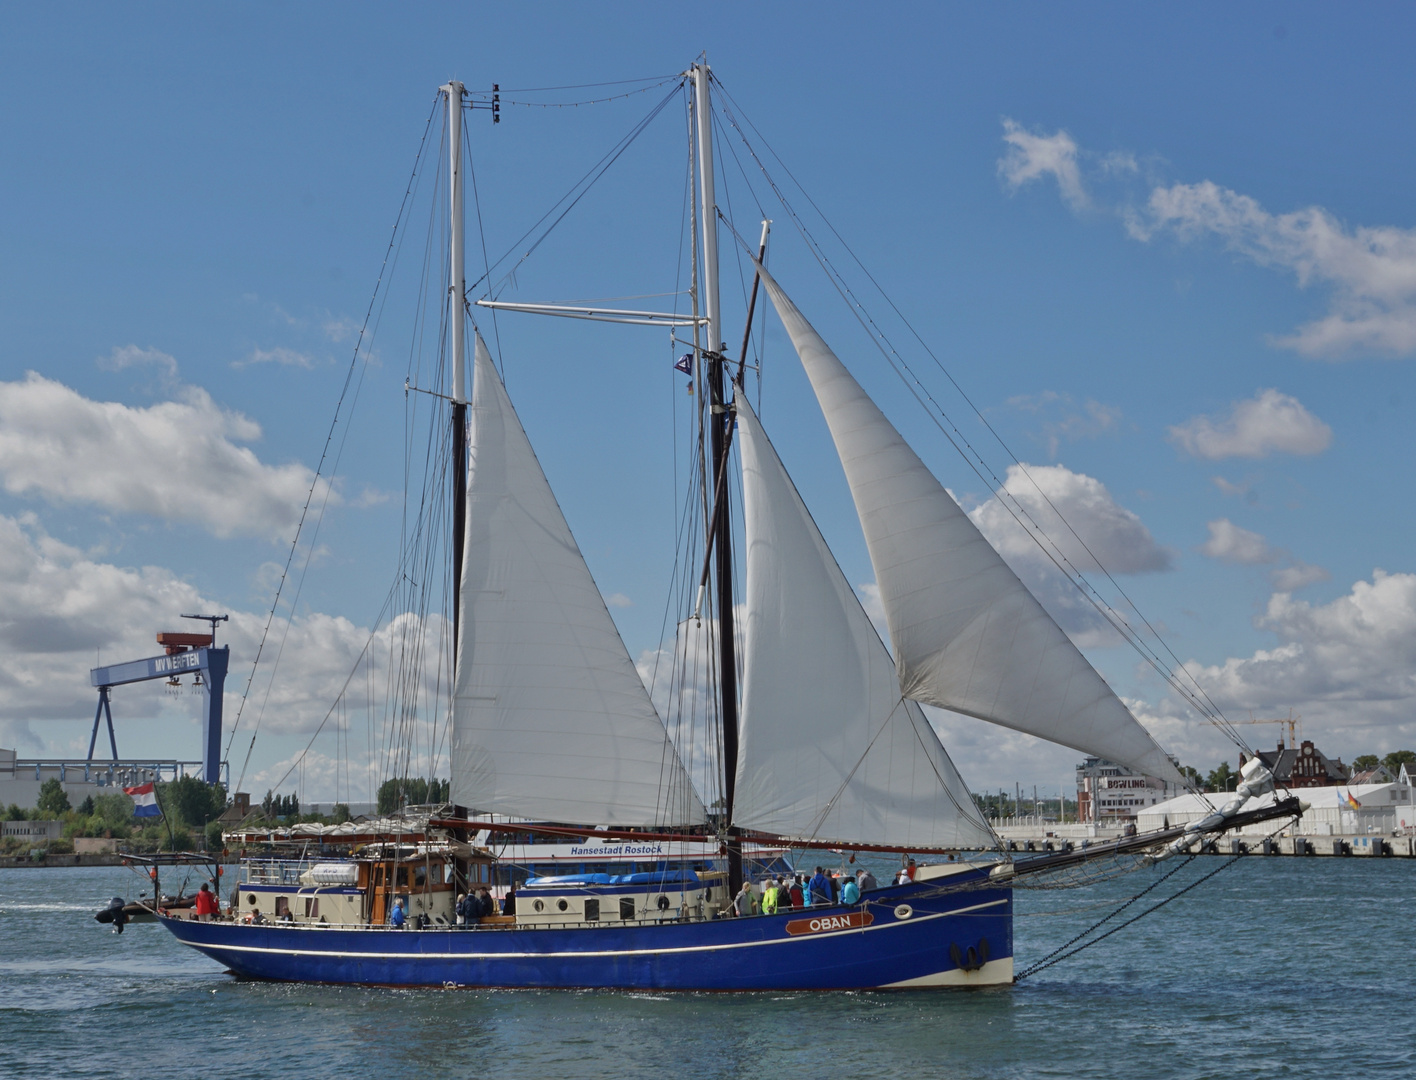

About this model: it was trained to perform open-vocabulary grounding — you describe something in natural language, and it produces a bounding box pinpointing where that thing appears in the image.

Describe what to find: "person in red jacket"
[193,882,219,922]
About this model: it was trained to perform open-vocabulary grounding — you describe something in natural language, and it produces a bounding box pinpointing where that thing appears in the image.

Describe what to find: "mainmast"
[692,60,743,893]
[443,80,469,661]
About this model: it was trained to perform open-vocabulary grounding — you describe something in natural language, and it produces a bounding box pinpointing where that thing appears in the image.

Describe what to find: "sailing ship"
[159,64,1295,989]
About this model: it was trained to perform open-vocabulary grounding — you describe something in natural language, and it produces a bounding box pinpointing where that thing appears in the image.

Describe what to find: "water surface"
[1,858,1410,1078]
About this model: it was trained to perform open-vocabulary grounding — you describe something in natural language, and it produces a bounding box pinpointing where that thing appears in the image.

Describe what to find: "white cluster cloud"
[1138,181,1416,356]
[0,373,334,539]
[998,119,1087,211]
[971,462,1171,575]
[1199,518,1329,592]
[97,345,179,381]
[1000,122,1416,358]
[1184,570,1416,751]
[0,512,453,798]
[1169,389,1331,460]
[1200,518,1276,565]
[968,463,1171,644]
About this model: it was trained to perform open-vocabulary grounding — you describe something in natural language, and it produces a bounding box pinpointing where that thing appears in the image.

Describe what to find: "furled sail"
[451,334,705,825]
[755,267,1184,786]
[733,394,997,850]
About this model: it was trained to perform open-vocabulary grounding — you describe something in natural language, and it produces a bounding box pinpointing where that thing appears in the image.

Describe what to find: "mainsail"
[451,334,705,825]
[756,267,1184,787]
[734,394,997,850]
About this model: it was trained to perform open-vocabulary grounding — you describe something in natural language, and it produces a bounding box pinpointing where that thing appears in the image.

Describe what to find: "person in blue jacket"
[840,874,861,906]
[808,867,832,907]
[389,898,406,928]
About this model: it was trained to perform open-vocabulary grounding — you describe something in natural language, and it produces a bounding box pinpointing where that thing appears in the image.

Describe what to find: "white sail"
[451,334,705,825]
[756,267,1184,786]
[734,394,997,850]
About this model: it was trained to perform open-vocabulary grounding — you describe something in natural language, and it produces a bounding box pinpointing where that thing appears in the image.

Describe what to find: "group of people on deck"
[384,886,502,929]
[454,887,499,927]
[731,861,905,917]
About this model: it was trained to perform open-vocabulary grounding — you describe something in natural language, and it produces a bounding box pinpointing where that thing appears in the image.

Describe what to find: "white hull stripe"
[176,898,1008,962]
[880,956,1014,987]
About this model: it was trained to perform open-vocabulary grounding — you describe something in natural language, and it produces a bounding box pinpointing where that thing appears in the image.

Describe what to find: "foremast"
[443,80,470,665]
[691,61,745,894]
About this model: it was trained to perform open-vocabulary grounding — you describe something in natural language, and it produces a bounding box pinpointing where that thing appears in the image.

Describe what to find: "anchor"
[950,936,992,973]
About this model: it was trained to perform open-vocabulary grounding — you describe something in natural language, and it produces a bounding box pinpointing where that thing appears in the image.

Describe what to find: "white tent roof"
[1138,783,1409,829]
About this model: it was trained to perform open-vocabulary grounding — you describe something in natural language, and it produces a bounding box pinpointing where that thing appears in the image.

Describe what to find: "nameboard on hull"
[784,911,874,936]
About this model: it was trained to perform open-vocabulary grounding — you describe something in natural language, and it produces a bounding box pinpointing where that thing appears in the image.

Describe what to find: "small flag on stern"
[1343,789,1361,810]
[124,782,162,818]
[674,353,693,375]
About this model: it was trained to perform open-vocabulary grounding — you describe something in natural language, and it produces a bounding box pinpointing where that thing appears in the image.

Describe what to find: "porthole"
[247,895,257,906]
[557,899,569,912]
[656,894,670,911]
[894,904,913,920]
[532,899,545,913]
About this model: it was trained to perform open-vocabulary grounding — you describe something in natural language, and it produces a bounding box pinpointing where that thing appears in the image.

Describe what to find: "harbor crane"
[87,615,230,784]
[1233,709,1302,750]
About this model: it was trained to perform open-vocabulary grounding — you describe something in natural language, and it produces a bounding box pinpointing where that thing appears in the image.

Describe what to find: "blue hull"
[161,876,1012,990]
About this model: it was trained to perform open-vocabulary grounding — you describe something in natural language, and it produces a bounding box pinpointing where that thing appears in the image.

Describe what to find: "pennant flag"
[124,782,162,818]
[674,353,693,375]
[1343,789,1361,810]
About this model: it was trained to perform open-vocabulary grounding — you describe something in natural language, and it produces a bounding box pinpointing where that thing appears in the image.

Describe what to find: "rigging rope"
[468,75,682,110]
[1014,854,1241,982]
[708,76,1252,766]
[1012,811,1298,981]
[226,93,441,795]
[471,81,685,301]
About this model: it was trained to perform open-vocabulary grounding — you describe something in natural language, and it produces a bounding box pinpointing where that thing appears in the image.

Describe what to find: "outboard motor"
[93,897,129,933]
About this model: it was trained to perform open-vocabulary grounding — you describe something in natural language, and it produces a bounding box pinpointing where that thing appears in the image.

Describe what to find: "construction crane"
[1232,709,1302,750]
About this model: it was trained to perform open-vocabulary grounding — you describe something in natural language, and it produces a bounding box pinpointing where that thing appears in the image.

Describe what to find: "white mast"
[692,62,721,354]
[443,80,467,404]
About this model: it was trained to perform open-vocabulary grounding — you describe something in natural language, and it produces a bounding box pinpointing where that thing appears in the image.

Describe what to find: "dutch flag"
[123,782,162,818]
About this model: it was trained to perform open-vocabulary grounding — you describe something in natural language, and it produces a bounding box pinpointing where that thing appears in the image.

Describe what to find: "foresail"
[734,394,997,850]
[451,334,705,826]
[756,266,1185,786]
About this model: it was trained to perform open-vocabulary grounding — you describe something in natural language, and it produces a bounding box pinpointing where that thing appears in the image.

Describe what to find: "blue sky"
[2,4,1415,802]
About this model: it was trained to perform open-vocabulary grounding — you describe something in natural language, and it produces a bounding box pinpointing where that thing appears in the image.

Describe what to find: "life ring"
[894,904,913,920]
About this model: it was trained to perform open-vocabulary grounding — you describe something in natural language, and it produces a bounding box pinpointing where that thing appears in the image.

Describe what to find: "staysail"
[756,267,1184,786]
[451,334,705,825]
[734,394,997,850]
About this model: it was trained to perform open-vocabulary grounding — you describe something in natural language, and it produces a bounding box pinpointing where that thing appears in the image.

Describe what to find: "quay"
[0,852,128,869]
[990,824,1416,858]
[976,775,1416,858]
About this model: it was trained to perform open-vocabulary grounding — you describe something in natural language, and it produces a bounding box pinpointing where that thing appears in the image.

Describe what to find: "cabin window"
[275,897,289,917]
[619,897,635,921]
[584,898,599,921]
[247,894,257,906]
[304,897,320,918]
[414,865,427,888]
